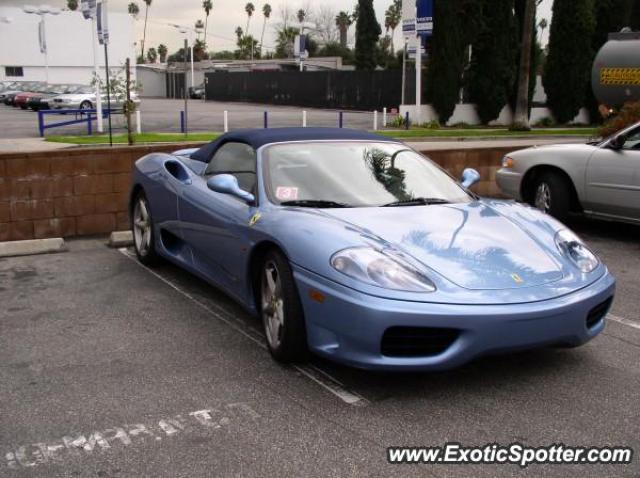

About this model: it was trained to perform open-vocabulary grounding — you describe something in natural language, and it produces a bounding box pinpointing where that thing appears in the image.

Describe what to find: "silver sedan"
[496,122,640,225]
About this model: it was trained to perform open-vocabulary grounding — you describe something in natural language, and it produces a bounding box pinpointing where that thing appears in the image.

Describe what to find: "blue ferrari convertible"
[130,128,615,371]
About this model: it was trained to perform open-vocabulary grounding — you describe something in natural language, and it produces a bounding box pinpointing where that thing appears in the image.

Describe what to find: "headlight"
[555,229,599,273]
[330,247,436,292]
[502,156,515,168]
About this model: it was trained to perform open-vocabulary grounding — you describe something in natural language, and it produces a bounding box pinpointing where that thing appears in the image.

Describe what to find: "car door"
[179,142,258,296]
[585,125,640,220]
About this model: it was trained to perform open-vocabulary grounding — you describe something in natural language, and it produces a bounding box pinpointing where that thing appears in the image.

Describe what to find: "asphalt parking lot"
[0,98,375,139]
[1,216,639,477]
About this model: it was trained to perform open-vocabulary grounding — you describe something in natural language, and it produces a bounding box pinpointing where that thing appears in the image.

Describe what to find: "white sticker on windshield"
[276,187,299,201]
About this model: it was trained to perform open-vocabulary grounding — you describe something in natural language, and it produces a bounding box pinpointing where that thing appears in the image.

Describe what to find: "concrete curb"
[109,231,134,248]
[0,238,66,258]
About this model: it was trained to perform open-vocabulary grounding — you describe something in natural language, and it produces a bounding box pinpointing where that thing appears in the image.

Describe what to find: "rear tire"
[80,101,93,111]
[131,191,161,266]
[260,250,309,363]
[530,172,571,222]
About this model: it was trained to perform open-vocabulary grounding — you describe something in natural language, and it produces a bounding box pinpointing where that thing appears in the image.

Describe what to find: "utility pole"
[512,0,536,130]
[125,57,134,145]
[183,38,189,136]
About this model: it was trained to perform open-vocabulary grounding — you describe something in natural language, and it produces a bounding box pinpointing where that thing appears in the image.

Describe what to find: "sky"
[1,0,554,56]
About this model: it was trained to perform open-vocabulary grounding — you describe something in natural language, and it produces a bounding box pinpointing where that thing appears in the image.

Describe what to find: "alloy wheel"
[133,198,152,256]
[535,182,552,213]
[262,260,285,350]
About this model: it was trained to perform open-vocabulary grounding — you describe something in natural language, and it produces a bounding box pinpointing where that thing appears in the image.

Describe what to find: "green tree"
[158,44,168,63]
[141,0,152,63]
[424,0,481,124]
[260,4,272,56]
[318,41,355,64]
[194,39,209,61]
[335,11,353,48]
[67,0,78,11]
[354,0,381,70]
[468,0,518,124]
[275,27,299,58]
[543,0,596,124]
[203,0,213,47]
[631,0,640,29]
[586,0,634,122]
[146,47,157,63]
[236,35,259,60]
[128,2,139,17]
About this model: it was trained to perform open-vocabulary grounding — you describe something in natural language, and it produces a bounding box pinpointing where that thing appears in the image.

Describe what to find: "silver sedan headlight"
[555,229,599,273]
[331,247,436,293]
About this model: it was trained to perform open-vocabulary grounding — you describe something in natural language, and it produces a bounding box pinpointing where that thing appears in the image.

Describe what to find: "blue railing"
[37,109,121,137]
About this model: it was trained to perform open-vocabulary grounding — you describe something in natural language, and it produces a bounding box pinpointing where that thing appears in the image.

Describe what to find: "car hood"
[321,202,564,290]
[510,143,598,156]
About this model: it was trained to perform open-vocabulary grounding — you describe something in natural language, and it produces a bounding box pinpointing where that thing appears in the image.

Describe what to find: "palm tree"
[335,11,352,48]
[158,43,168,63]
[195,19,205,41]
[297,9,306,25]
[538,18,548,45]
[245,3,255,34]
[512,0,536,130]
[128,2,140,17]
[384,0,401,55]
[141,0,152,63]
[67,0,78,11]
[146,47,158,63]
[202,0,213,47]
[261,4,272,56]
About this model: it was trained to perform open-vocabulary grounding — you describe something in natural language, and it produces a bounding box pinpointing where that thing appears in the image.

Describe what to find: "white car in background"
[496,121,640,225]
[50,85,141,110]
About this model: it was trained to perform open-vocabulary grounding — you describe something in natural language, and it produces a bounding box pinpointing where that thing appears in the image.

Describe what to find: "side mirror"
[609,134,627,150]
[460,168,481,189]
[207,174,255,203]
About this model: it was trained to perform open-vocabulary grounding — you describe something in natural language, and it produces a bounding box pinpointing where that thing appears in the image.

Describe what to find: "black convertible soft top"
[190,127,399,163]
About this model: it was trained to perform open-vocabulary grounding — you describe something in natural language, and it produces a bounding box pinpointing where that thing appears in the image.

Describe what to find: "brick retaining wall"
[0,143,517,242]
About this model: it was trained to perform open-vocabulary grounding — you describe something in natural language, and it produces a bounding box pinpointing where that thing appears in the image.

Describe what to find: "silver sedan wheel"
[133,198,152,256]
[535,182,552,213]
[262,261,285,349]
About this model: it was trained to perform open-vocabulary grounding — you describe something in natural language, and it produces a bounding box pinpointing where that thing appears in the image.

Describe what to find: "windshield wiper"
[382,197,451,207]
[280,200,352,209]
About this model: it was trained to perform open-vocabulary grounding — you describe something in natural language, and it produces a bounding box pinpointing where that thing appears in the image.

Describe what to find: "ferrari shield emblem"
[249,212,262,227]
[511,273,524,284]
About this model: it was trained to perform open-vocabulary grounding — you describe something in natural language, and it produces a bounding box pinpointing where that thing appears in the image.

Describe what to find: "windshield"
[263,142,472,208]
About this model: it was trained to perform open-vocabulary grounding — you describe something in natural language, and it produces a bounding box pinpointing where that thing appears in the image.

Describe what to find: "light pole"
[171,24,202,89]
[23,4,60,84]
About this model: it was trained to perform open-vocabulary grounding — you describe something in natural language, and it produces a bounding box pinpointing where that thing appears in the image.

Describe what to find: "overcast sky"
[1,0,554,54]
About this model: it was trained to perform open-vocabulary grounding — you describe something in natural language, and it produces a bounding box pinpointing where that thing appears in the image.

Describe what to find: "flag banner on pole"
[81,0,97,20]
[97,0,110,45]
[402,0,416,40]
[38,19,46,53]
[416,0,434,37]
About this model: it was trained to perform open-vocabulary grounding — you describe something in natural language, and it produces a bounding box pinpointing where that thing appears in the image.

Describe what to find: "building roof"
[191,128,399,163]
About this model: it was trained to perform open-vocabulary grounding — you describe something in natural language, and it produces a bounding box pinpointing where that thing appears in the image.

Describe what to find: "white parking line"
[608,314,640,331]
[118,249,368,407]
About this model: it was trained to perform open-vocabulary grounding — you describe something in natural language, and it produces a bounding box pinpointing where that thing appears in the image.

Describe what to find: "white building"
[0,6,136,85]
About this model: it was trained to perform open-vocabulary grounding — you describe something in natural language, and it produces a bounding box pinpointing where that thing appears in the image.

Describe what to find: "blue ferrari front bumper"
[293,266,616,371]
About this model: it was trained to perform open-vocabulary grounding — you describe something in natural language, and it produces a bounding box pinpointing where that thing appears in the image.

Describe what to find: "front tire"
[531,172,571,222]
[79,101,93,111]
[131,191,160,266]
[260,250,308,363]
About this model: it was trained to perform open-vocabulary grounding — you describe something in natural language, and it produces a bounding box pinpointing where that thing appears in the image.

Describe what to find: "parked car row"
[0,81,140,112]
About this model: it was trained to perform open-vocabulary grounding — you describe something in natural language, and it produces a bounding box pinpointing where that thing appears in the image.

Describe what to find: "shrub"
[599,101,640,137]
[418,120,441,129]
[534,117,555,128]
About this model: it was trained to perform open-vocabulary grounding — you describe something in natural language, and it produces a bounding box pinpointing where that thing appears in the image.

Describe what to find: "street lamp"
[23,4,60,84]
[171,23,201,89]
